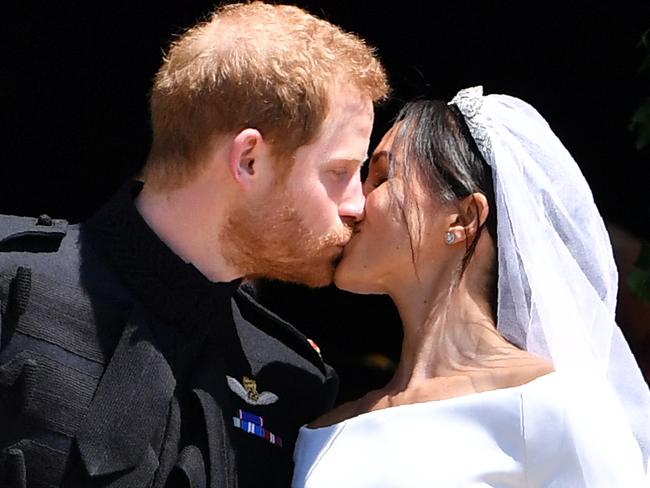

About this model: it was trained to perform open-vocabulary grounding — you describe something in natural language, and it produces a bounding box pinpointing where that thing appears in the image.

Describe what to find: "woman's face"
[334,125,450,294]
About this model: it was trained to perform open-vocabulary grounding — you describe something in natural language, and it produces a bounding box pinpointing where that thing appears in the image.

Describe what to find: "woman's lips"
[342,228,361,253]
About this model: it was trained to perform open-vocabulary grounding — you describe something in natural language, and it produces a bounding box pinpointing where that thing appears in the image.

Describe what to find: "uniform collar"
[83,179,241,332]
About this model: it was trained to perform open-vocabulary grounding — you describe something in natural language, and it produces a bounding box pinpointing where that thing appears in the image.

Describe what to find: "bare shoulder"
[307,389,385,428]
[498,354,555,389]
[307,356,555,428]
[413,355,556,402]
[307,401,360,429]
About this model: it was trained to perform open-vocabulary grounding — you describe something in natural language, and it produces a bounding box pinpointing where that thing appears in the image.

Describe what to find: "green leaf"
[628,268,650,304]
[635,241,650,271]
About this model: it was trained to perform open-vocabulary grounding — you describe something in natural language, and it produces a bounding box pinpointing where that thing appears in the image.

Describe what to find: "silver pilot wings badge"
[226,375,279,406]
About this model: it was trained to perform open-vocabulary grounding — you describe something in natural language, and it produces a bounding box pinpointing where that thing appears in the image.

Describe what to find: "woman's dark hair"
[389,99,498,315]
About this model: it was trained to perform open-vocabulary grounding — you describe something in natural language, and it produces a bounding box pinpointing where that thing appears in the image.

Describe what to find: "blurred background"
[1,0,649,402]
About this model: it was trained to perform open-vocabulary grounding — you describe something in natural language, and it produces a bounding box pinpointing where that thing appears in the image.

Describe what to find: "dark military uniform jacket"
[0,181,338,488]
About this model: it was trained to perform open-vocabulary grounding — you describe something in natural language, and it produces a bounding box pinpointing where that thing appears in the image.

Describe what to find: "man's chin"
[297,259,338,288]
[257,258,337,289]
[293,248,345,288]
[284,272,334,289]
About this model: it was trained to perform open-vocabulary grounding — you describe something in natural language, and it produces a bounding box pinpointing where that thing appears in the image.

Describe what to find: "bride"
[291,87,650,487]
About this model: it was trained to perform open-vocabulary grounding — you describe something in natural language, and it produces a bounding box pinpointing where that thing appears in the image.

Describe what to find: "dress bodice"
[292,372,647,487]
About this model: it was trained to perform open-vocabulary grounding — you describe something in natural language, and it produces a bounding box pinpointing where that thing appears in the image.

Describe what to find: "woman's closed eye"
[366,161,389,187]
[363,169,388,195]
[370,175,387,188]
[363,148,393,194]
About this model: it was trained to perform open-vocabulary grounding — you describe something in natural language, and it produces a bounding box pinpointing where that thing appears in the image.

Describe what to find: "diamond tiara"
[448,86,492,160]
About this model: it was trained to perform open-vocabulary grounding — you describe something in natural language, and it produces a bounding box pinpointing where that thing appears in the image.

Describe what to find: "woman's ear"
[228,128,265,188]
[446,192,489,244]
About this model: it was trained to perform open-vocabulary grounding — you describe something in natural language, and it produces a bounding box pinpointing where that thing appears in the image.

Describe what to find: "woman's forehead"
[372,131,392,154]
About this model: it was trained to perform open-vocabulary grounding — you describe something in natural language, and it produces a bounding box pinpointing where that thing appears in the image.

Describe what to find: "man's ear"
[228,128,266,188]
[446,192,489,243]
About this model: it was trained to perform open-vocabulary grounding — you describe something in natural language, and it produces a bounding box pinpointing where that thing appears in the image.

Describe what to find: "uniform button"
[37,214,53,226]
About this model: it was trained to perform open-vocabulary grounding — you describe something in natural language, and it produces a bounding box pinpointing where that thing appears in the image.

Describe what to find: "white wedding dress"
[292,372,647,487]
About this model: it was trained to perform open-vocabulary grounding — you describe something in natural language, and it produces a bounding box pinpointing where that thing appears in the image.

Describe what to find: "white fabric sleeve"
[522,373,648,487]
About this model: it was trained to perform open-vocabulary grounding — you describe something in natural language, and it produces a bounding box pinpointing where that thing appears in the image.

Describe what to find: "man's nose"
[338,175,366,222]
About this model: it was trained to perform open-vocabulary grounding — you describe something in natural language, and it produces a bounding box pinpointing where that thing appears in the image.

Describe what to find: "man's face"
[224,87,373,287]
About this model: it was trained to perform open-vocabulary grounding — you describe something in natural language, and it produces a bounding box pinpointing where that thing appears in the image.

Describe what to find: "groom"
[0,2,388,487]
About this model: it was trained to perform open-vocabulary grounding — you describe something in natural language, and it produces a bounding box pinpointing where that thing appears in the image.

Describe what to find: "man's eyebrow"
[325,156,369,167]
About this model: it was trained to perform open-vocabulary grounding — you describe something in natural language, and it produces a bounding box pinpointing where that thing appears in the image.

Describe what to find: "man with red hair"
[0,3,389,487]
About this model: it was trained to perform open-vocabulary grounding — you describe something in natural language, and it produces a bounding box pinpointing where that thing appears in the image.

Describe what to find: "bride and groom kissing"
[0,2,647,487]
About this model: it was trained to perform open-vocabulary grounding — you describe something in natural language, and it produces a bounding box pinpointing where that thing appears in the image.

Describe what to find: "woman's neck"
[386,263,519,393]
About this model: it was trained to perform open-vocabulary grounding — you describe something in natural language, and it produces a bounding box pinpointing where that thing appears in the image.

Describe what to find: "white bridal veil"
[450,86,650,481]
